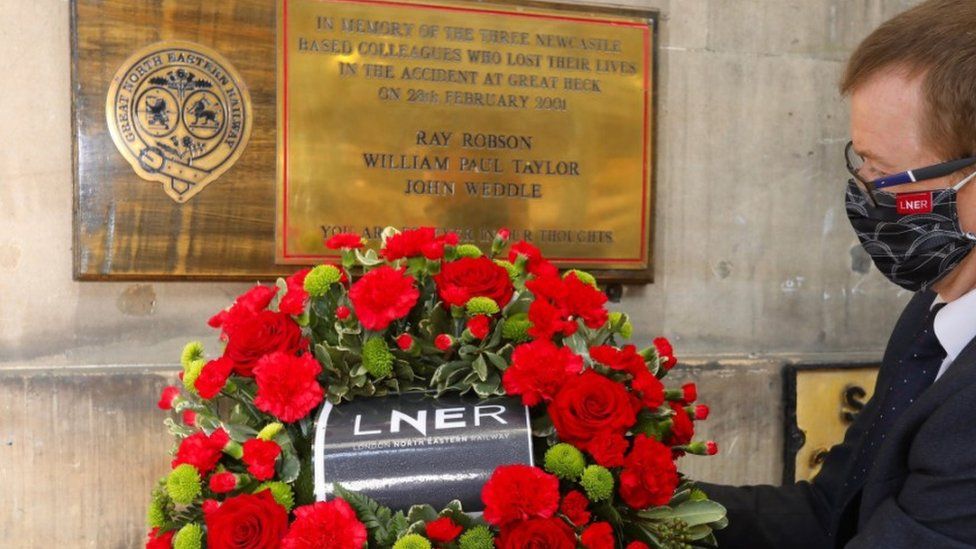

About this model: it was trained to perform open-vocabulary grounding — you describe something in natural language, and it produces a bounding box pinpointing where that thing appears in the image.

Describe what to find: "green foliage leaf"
[670,500,727,527]
[333,484,408,548]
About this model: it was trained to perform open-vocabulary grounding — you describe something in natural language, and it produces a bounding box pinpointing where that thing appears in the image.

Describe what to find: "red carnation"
[279,268,311,316]
[502,340,583,406]
[281,498,367,549]
[348,266,420,331]
[223,310,306,376]
[325,232,365,250]
[707,441,719,455]
[158,386,180,410]
[382,227,454,261]
[146,527,175,549]
[585,431,630,468]
[581,522,616,549]
[467,314,491,340]
[243,439,281,481]
[335,305,351,320]
[527,297,576,340]
[208,285,278,336]
[682,383,698,403]
[434,257,514,309]
[435,333,454,351]
[631,370,665,409]
[559,490,591,526]
[182,410,197,427]
[496,517,576,549]
[172,428,230,474]
[627,543,651,549]
[497,228,511,240]
[618,435,679,509]
[508,240,558,277]
[668,402,695,446]
[205,490,288,549]
[482,465,560,526]
[548,370,637,449]
[209,471,238,493]
[654,337,677,370]
[694,404,710,420]
[195,356,235,399]
[562,273,609,329]
[253,352,324,423]
[395,333,414,351]
[426,516,463,543]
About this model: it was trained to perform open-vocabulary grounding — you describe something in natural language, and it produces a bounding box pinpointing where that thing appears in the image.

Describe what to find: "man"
[703,1,976,547]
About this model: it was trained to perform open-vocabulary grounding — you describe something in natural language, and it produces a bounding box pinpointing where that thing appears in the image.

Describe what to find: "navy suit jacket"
[703,290,976,548]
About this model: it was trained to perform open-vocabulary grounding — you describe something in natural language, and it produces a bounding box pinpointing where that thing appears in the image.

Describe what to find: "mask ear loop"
[952,168,976,191]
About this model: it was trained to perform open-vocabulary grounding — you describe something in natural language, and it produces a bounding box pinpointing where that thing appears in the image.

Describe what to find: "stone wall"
[0,0,919,545]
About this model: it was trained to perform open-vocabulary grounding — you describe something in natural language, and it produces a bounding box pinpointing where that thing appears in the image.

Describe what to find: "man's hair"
[841,0,976,159]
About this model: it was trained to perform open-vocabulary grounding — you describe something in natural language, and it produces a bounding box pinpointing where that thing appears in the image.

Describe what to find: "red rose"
[425,516,463,543]
[508,240,558,277]
[325,232,365,249]
[434,257,514,309]
[209,471,238,493]
[654,337,677,370]
[581,522,616,549]
[223,310,306,376]
[482,465,560,526]
[502,340,583,406]
[243,439,281,481]
[667,402,695,446]
[618,435,679,509]
[348,266,420,331]
[279,268,311,316]
[172,428,230,474]
[158,386,180,410]
[204,490,288,549]
[209,285,278,336]
[281,498,367,549]
[146,527,175,549]
[253,352,324,423]
[467,314,491,340]
[585,431,629,468]
[496,517,576,549]
[549,370,637,448]
[382,227,454,261]
[559,490,591,526]
[195,356,234,399]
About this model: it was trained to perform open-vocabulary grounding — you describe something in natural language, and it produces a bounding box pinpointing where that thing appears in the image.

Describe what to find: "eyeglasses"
[844,141,976,207]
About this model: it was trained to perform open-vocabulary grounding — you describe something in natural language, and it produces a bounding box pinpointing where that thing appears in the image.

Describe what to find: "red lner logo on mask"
[896,192,933,215]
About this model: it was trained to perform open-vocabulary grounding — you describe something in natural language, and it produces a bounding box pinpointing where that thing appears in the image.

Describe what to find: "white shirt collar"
[933,287,976,369]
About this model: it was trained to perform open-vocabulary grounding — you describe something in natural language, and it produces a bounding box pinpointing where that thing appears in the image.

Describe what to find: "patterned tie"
[846,303,947,486]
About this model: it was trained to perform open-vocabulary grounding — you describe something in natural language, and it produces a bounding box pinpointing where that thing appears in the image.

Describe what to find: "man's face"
[849,67,976,233]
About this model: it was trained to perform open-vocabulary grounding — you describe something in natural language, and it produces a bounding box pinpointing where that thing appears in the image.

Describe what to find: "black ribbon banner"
[313,392,533,511]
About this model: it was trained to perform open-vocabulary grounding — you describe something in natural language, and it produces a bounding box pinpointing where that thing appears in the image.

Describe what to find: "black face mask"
[845,178,976,291]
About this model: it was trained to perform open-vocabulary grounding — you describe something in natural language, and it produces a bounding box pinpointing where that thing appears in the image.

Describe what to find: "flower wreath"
[147,227,727,549]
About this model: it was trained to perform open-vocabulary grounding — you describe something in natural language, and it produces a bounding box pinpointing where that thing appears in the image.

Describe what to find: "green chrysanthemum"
[608,311,634,339]
[181,341,205,369]
[147,480,173,528]
[465,296,500,316]
[455,244,483,258]
[257,422,283,441]
[501,314,532,343]
[173,523,203,549]
[564,269,598,288]
[182,358,206,393]
[166,464,201,505]
[393,534,432,549]
[493,259,519,280]
[544,443,586,480]
[362,337,395,378]
[256,481,295,511]
[580,465,614,502]
[304,265,343,297]
[458,525,495,549]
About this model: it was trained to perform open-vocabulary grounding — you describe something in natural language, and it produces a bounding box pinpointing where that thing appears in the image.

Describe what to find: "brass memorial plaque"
[277,0,657,279]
